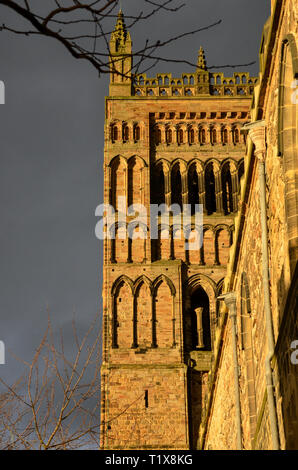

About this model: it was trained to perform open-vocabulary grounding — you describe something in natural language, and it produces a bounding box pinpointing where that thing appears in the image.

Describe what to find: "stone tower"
[100,12,257,450]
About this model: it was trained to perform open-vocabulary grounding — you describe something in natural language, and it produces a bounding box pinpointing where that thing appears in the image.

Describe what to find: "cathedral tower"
[100,13,257,450]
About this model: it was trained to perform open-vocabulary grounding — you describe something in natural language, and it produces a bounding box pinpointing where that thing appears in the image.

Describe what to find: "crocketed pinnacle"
[114,8,127,45]
[197,46,207,70]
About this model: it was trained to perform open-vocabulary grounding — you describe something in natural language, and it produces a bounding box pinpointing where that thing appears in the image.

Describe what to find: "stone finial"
[197,46,207,71]
[113,9,128,46]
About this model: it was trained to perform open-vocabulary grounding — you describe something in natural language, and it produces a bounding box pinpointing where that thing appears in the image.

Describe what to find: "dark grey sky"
[0,0,270,385]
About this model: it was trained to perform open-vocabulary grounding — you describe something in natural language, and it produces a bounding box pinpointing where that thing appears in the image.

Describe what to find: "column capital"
[218,292,237,315]
[241,120,266,161]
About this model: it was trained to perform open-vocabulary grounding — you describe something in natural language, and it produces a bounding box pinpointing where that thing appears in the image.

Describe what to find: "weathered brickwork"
[202,0,298,451]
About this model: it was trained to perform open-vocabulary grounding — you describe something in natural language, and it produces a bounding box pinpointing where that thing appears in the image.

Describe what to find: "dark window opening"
[190,287,211,351]
[188,168,200,215]
[205,165,216,214]
[222,164,234,214]
[171,167,182,209]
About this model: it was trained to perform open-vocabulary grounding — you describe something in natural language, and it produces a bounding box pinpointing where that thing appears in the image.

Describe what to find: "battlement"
[132,71,258,98]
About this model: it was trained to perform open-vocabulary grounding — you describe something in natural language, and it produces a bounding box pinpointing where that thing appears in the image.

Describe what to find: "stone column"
[214,167,223,214]
[195,307,204,348]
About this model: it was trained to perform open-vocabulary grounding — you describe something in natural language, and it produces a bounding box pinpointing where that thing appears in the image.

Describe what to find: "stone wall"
[203,0,298,450]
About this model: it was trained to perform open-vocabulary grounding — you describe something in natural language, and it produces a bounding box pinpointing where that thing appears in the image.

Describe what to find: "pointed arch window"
[189,128,195,144]
[153,166,165,206]
[222,128,228,144]
[166,128,172,144]
[222,163,234,214]
[171,165,182,209]
[188,165,200,215]
[112,126,118,142]
[199,128,206,144]
[190,287,211,351]
[234,128,240,144]
[123,125,129,142]
[205,164,216,214]
[134,125,140,141]
[155,128,161,145]
[211,127,217,144]
[178,128,184,144]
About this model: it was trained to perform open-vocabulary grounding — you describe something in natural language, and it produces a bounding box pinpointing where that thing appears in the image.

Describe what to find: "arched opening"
[189,128,194,144]
[199,128,206,144]
[155,128,161,145]
[134,125,140,141]
[166,128,172,143]
[188,165,200,215]
[171,165,182,209]
[222,163,234,214]
[178,128,184,144]
[190,287,211,351]
[153,165,165,205]
[123,125,129,142]
[234,128,240,144]
[205,164,216,214]
[211,127,217,144]
[222,127,228,144]
[112,126,118,141]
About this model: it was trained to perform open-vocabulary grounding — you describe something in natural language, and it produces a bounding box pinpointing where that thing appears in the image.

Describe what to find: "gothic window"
[188,165,200,215]
[171,165,182,209]
[164,76,169,85]
[199,128,206,144]
[178,128,184,144]
[242,75,247,84]
[216,75,221,85]
[134,125,140,141]
[123,125,129,141]
[222,163,234,214]
[135,282,152,348]
[205,164,216,214]
[110,156,126,210]
[189,128,195,144]
[234,127,240,144]
[222,128,228,144]
[155,128,161,145]
[236,75,240,84]
[190,287,211,351]
[128,156,143,207]
[189,76,194,85]
[158,76,163,86]
[166,128,172,143]
[112,126,118,141]
[211,127,217,144]
[183,76,188,85]
[113,280,133,348]
[154,280,173,347]
[153,166,165,205]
